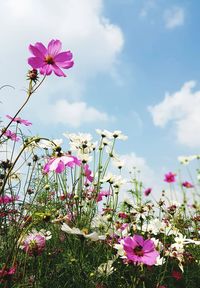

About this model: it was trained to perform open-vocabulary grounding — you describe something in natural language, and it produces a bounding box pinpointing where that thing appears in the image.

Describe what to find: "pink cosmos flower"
[122,235,159,266]
[97,190,110,202]
[3,130,19,141]
[144,188,152,196]
[6,115,32,126]
[0,266,16,278]
[22,233,46,256]
[83,164,94,183]
[118,212,128,219]
[43,155,81,174]
[164,172,176,183]
[28,39,74,77]
[182,181,194,188]
[0,195,18,205]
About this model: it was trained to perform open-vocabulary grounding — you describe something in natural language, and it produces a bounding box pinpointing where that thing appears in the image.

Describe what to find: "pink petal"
[34,42,47,55]
[134,235,144,246]
[40,64,53,75]
[55,161,65,173]
[52,64,66,77]
[28,57,44,69]
[29,44,44,58]
[47,39,62,56]
[57,60,74,69]
[54,51,73,62]
[143,240,154,252]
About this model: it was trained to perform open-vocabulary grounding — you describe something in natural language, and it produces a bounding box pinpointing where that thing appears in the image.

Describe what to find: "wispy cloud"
[149,81,200,147]
[44,99,113,128]
[140,0,157,18]
[164,6,185,29]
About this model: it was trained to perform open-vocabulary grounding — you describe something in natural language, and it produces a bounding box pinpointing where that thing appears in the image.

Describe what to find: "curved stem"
[0,75,46,140]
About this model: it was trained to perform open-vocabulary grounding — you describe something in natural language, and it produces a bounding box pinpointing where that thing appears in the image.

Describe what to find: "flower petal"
[54,51,73,62]
[40,64,53,76]
[56,60,74,69]
[29,44,44,58]
[35,42,47,55]
[55,161,65,173]
[47,39,62,56]
[28,57,44,69]
[52,64,66,77]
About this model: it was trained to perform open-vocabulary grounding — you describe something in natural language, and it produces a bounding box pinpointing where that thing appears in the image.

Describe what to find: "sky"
[0,0,200,194]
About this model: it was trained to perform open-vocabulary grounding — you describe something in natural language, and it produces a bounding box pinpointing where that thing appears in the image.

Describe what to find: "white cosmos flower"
[97,259,116,276]
[96,129,112,138]
[63,132,95,154]
[111,130,128,140]
[101,173,126,187]
[61,223,106,241]
[178,155,197,165]
[155,255,166,266]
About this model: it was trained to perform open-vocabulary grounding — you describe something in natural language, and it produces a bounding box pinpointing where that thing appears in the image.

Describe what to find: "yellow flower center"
[45,55,54,64]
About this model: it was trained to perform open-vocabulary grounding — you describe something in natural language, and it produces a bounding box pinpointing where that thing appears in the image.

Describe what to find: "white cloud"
[149,81,200,147]
[44,99,112,128]
[140,0,157,18]
[120,152,157,188]
[164,6,185,29]
[0,0,124,126]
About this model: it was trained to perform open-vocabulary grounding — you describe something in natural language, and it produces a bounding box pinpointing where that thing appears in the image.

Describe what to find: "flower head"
[115,235,159,266]
[19,229,51,256]
[43,154,81,174]
[182,181,194,188]
[3,129,19,141]
[0,195,18,205]
[83,164,94,183]
[164,172,176,183]
[144,188,152,196]
[28,39,74,77]
[6,115,32,126]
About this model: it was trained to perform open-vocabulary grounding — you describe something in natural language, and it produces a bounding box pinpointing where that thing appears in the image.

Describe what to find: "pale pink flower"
[164,172,176,183]
[122,235,159,266]
[28,39,74,77]
[3,130,19,141]
[43,155,81,174]
[20,230,51,256]
[6,115,32,126]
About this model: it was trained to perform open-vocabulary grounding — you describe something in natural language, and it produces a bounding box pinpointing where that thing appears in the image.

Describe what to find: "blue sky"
[0,0,200,190]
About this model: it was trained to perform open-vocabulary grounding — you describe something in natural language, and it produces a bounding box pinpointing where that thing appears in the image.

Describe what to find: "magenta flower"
[164,172,176,183]
[43,155,81,174]
[97,190,110,202]
[144,188,152,196]
[28,39,74,77]
[118,212,128,219]
[22,233,46,256]
[0,195,18,205]
[3,130,19,141]
[83,164,94,183]
[6,115,32,126]
[123,235,159,266]
[0,266,16,278]
[182,181,194,188]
